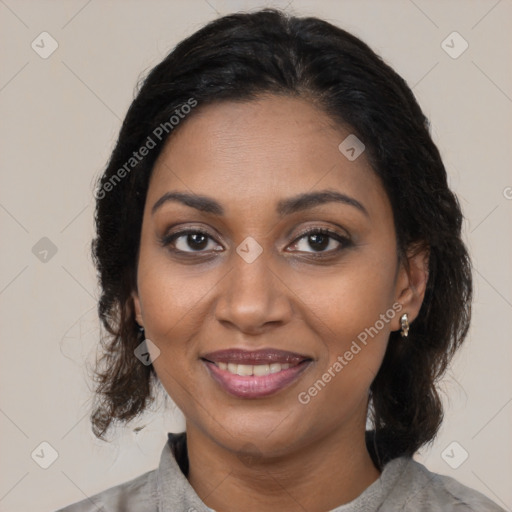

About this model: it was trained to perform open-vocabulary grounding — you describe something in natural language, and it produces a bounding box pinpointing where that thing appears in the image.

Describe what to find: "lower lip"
[203,360,312,398]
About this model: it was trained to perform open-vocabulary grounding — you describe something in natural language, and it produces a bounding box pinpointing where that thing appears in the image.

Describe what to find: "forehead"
[148,95,389,219]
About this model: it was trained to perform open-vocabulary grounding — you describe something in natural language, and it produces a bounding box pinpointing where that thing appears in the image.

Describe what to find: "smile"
[200,348,313,398]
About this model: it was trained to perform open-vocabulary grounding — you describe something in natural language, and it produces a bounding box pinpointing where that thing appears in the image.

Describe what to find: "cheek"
[294,250,397,396]
[136,237,216,342]
[292,251,397,341]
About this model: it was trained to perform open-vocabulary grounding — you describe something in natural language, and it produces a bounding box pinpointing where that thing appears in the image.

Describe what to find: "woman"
[58,9,505,512]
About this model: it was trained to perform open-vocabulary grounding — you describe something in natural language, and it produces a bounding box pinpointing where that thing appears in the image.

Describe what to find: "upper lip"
[201,349,312,365]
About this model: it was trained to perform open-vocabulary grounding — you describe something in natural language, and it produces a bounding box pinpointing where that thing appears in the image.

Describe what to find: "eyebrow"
[151,189,369,218]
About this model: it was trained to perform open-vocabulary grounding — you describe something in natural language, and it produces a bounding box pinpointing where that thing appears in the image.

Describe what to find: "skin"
[133,94,428,512]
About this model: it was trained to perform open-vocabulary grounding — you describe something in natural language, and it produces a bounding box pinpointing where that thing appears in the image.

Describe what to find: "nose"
[214,245,294,335]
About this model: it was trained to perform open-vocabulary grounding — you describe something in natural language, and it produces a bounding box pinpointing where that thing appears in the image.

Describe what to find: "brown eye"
[161,229,222,253]
[289,228,351,254]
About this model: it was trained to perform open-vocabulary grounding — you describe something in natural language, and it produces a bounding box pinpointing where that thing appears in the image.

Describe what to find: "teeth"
[270,363,283,374]
[237,364,253,376]
[216,362,291,376]
[253,364,270,376]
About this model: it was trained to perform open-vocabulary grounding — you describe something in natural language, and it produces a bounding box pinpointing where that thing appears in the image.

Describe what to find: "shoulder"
[383,457,506,511]
[55,468,157,512]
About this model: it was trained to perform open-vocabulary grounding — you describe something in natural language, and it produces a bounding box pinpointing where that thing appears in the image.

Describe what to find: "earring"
[400,313,409,338]
[137,324,145,337]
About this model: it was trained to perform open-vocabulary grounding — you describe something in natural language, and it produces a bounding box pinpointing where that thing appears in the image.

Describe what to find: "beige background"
[1,0,511,511]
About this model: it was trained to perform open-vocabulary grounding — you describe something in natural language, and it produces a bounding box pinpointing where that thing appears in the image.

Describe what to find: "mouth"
[200,348,313,398]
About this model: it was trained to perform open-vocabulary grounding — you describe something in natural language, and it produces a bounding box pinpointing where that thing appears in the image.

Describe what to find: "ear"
[132,290,144,327]
[393,244,429,331]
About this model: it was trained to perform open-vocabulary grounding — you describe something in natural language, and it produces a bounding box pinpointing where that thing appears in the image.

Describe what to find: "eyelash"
[159,226,352,258]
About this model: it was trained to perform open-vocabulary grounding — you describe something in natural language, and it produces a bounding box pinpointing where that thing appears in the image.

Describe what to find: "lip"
[201,349,313,399]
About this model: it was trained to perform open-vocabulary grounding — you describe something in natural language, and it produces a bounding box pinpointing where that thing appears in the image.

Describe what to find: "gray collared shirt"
[56,433,506,512]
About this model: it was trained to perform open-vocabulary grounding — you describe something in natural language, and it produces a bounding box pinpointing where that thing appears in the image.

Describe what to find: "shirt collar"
[156,432,212,511]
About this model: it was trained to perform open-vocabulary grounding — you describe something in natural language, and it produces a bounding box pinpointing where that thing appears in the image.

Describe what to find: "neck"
[185,420,381,512]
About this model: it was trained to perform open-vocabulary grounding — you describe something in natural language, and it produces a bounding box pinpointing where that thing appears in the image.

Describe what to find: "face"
[133,95,425,459]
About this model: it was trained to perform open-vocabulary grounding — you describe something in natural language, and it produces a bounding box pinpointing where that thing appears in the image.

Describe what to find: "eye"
[160,226,351,256]
[160,229,222,253]
[288,227,350,254]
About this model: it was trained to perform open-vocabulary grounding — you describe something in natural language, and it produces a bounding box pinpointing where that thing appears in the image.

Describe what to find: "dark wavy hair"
[90,8,472,469]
